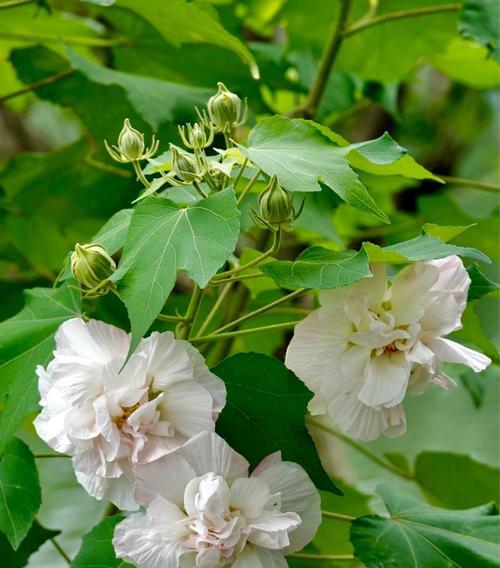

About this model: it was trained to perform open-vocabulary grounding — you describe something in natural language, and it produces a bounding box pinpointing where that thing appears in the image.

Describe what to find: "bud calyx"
[105,119,159,163]
[251,175,303,232]
[71,243,116,295]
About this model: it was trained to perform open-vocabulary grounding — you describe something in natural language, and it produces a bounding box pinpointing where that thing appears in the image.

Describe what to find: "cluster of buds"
[204,82,248,134]
[70,243,116,296]
[251,175,303,232]
[105,119,159,163]
[168,144,207,185]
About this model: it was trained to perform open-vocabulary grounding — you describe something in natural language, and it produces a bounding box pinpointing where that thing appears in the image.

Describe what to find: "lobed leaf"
[0,520,59,568]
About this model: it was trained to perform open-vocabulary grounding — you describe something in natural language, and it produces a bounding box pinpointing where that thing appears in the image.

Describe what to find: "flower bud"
[207,82,247,133]
[105,119,159,164]
[178,121,214,150]
[251,175,302,232]
[170,144,205,183]
[71,243,116,293]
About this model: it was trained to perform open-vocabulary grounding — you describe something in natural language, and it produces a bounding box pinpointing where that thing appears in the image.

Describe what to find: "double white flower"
[34,318,226,509]
[286,256,491,441]
[113,431,321,568]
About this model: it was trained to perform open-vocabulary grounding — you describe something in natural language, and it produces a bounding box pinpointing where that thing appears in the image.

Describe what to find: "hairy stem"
[322,510,355,522]
[290,552,355,561]
[0,69,75,103]
[211,288,307,335]
[343,3,461,37]
[237,167,262,206]
[307,417,415,480]
[291,0,352,118]
[439,175,500,194]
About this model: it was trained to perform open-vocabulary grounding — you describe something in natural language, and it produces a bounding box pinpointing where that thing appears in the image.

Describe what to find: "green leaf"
[238,116,389,222]
[459,0,500,62]
[0,520,59,568]
[0,285,81,453]
[423,222,476,242]
[261,246,371,289]
[350,485,500,568]
[415,452,500,509]
[364,231,491,264]
[467,265,499,301]
[93,209,134,255]
[117,0,259,78]
[72,516,132,568]
[113,189,239,353]
[67,50,211,130]
[0,439,41,550]
[212,353,341,494]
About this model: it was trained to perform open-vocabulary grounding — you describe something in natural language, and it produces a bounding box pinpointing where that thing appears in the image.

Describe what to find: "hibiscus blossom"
[34,318,225,509]
[113,432,321,568]
[285,256,491,441]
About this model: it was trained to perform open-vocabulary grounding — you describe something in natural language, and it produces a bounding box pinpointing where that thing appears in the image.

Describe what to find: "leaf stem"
[0,31,127,46]
[322,510,355,522]
[0,0,34,10]
[213,229,281,280]
[209,271,264,286]
[193,180,209,198]
[156,313,188,323]
[307,417,415,480]
[133,160,151,188]
[50,536,71,565]
[237,167,262,206]
[232,157,248,190]
[34,453,69,458]
[192,320,300,344]
[290,552,355,561]
[181,284,203,339]
[343,3,461,37]
[439,175,500,194]
[196,282,235,337]
[211,288,307,335]
[290,0,352,118]
[0,69,75,103]
[85,156,131,178]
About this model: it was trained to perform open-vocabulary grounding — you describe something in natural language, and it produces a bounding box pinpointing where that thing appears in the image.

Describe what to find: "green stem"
[211,288,307,335]
[34,453,69,458]
[177,284,203,339]
[156,313,188,323]
[307,417,415,480]
[197,283,235,337]
[439,175,500,194]
[85,156,131,178]
[237,167,262,206]
[290,553,355,562]
[193,180,209,199]
[0,69,75,103]
[133,160,151,188]
[192,321,300,345]
[209,272,264,286]
[232,157,248,190]
[213,229,281,280]
[322,510,355,522]
[291,0,352,118]
[50,537,71,565]
[343,3,461,37]
[0,0,34,10]
[0,31,127,46]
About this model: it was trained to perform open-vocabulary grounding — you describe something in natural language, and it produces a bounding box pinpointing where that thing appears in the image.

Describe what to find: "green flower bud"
[178,121,214,150]
[105,118,159,164]
[170,144,205,183]
[251,175,302,232]
[207,82,247,133]
[71,243,116,293]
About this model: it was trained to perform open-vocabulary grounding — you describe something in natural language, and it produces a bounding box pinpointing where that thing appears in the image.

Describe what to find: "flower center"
[113,403,141,428]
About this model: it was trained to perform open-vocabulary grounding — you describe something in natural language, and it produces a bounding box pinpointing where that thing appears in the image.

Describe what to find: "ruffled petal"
[427,255,470,314]
[431,337,491,372]
[391,262,439,312]
[232,545,288,568]
[358,352,410,408]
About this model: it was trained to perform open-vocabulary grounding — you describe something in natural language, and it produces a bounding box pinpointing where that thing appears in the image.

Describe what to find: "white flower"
[285,256,491,441]
[34,318,226,509]
[113,432,321,568]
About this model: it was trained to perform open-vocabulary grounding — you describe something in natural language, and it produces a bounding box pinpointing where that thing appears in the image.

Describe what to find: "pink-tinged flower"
[113,432,321,568]
[285,256,491,441]
[34,318,225,509]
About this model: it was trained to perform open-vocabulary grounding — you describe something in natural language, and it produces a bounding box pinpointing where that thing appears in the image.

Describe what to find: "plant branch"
[290,0,352,118]
[34,453,69,458]
[197,282,235,337]
[85,155,131,178]
[0,69,75,104]
[133,160,151,188]
[439,175,500,194]
[156,313,188,323]
[192,320,300,345]
[210,288,307,335]
[209,271,264,286]
[50,536,71,565]
[290,552,355,561]
[307,417,415,480]
[322,510,355,522]
[237,167,262,206]
[232,157,248,190]
[193,180,209,198]
[179,284,203,339]
[343,3,461,37]
[213,229,281,280]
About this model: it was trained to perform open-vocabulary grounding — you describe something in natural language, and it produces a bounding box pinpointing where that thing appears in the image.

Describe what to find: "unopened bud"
[251,175,301,232]
[105,118,159,163]
[178,121,214,150]
[207,82,247,133]
[71,243,116,293]
[170,144,205,183]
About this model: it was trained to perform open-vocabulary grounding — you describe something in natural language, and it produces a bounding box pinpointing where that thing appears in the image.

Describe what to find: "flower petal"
[358,352,410,408]
[431,337,491,372]
[232,545,288,568]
